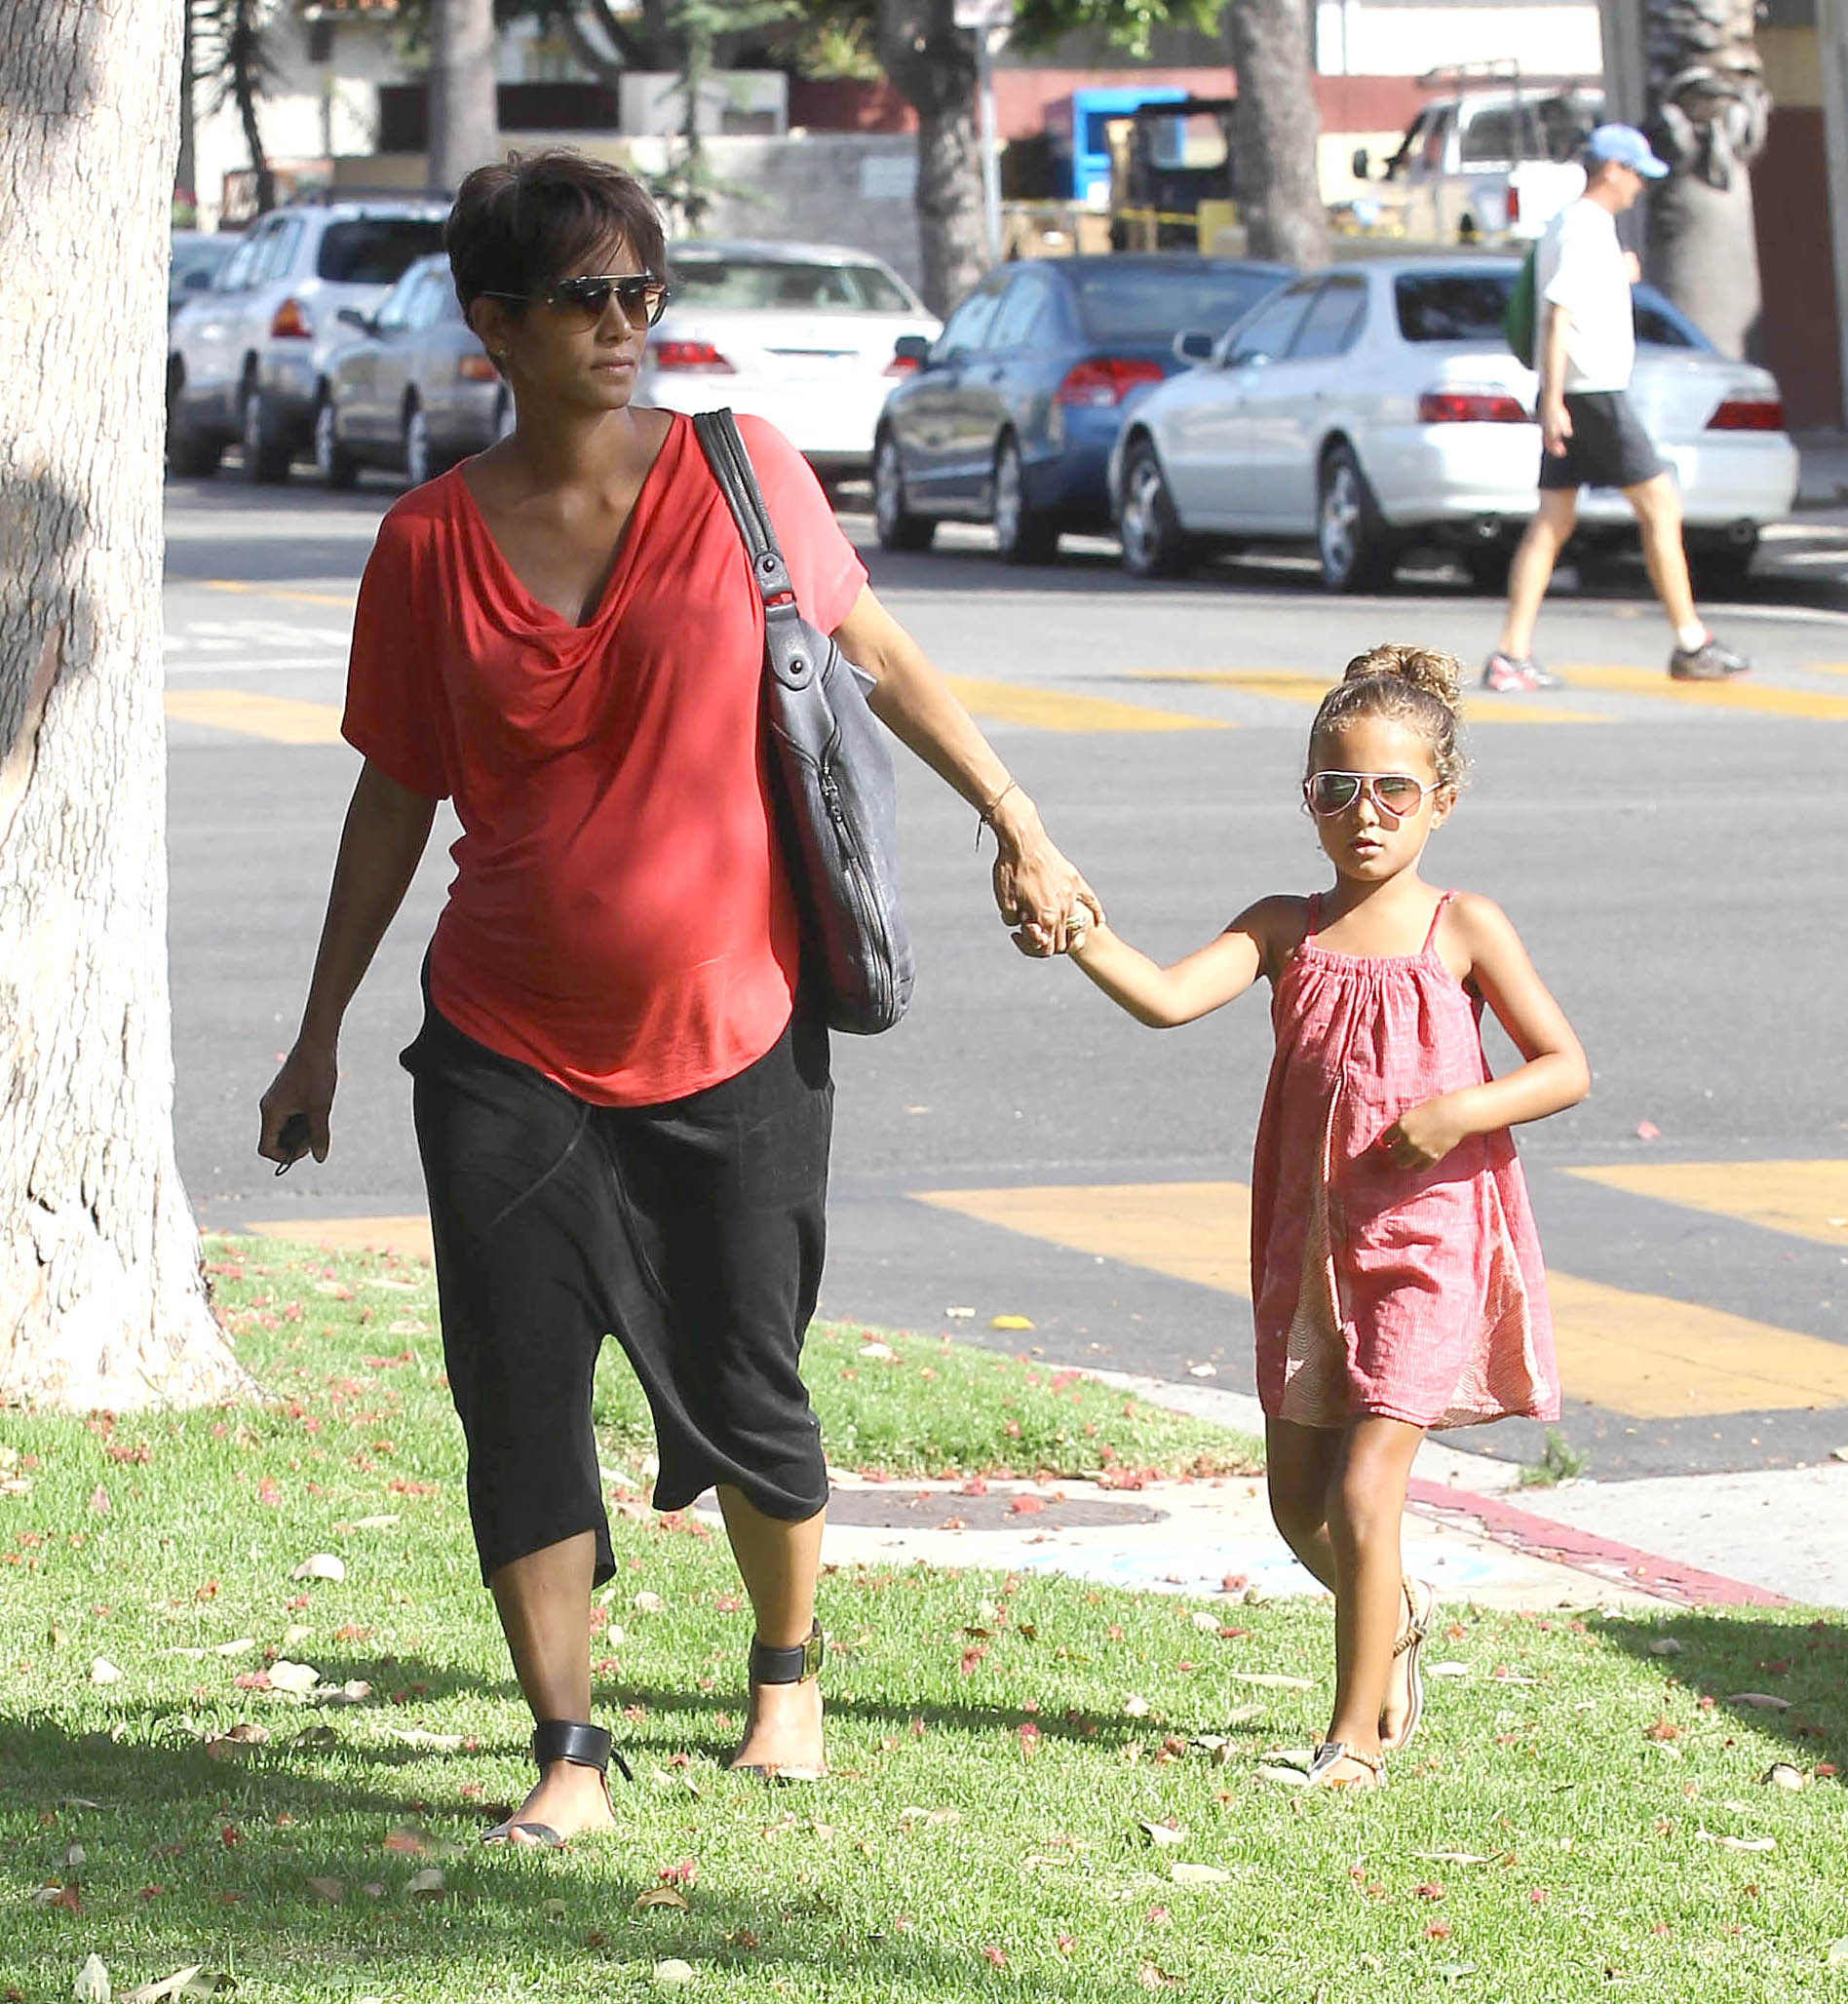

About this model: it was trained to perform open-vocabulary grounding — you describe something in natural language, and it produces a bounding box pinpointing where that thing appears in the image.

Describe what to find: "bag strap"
[691,409,815,691]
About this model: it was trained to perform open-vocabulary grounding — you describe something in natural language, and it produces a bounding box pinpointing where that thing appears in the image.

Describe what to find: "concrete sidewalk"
[807,1368,1846,1615]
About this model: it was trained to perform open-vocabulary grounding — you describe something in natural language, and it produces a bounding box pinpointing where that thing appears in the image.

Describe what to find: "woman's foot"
[1305,1740,1385,1792]
[483,1757,616,1846]
[1380,1577,1437,1752]
[729,1674,826,1778]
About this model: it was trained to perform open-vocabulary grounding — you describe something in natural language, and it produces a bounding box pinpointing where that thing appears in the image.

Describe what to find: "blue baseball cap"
[1586,123,1670,178]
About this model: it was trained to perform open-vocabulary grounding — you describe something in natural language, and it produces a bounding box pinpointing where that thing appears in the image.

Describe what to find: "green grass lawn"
[2,1240,1844,2003]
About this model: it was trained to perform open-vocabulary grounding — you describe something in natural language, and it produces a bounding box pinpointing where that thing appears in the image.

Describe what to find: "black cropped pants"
[403,994,833,1588]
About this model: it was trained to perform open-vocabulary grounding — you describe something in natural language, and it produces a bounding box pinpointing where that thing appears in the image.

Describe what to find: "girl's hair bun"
[1342,643,1463,715]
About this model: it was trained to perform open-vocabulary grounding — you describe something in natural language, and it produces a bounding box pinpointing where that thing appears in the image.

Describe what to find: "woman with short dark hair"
[258,148,1096,1846]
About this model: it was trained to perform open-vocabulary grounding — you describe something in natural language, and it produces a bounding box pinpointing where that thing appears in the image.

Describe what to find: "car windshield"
[316,218,446,286]
[1394,270,1708,351]
[172,238,232,281]
[669,256,915,313]
[1069,264,1285,343]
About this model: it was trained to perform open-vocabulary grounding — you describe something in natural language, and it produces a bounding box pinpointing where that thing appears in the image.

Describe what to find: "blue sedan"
[871,254,1291,563]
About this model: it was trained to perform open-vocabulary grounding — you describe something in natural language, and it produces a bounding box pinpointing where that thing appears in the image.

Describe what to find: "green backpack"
[1503,245,1539,369]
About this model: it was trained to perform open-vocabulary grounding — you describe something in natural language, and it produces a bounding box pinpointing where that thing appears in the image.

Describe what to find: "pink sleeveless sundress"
[1250,892,1560,1431]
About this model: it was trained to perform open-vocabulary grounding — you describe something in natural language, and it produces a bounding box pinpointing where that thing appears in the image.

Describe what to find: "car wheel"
[240,383,291,484]
[403,402,444,488]
[1117,438,1195,580]
[1316,443,1399,593]
[165,371,221,479]
[872,431,934,552]
[990,437,1060,565]
[313,396,360,491]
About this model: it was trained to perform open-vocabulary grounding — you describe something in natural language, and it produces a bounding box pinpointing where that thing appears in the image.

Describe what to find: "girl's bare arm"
[1385,895,1590,1168]
[1068,899,1286,1028]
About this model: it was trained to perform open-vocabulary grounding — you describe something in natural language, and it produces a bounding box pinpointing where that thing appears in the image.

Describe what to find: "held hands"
[1379,1094,1474,1172]
[257,1040,337,1172]
[993,844,1102,958]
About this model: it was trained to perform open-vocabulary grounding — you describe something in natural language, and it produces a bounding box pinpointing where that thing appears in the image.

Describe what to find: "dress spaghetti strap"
[1421,891,1453,954]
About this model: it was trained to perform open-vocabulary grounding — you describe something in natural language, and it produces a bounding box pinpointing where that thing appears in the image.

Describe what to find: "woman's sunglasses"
[1304,770,1437,819]
[482,274,671,328]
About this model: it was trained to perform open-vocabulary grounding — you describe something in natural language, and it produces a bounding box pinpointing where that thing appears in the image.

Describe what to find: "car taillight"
[270,298,312,339]
[652,339,734,373]
[1055,357,1165,407]
[1707,395,1784,432]
[1419,389,1530,424]
[457,354,500,382]
[1506,183,1521,226]
[884,353,921,377]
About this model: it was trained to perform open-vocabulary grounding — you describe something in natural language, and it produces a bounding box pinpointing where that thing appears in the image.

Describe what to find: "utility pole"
[954,0,1009,262]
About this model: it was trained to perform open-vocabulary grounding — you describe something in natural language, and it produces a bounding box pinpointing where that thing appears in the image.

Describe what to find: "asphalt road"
[163,468,1848,1483]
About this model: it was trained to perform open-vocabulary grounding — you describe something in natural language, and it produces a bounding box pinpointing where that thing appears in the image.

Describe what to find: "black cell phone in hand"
[275,1112,312,1175]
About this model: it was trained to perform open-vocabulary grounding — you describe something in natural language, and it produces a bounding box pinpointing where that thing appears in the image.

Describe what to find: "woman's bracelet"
[976,778,1020,849]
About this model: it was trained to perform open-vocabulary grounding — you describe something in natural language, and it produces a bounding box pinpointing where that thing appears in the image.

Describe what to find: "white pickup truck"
[1351,83,1604,246]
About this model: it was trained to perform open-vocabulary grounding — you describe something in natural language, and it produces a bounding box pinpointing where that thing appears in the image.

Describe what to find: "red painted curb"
[1405,1478,1789,1609]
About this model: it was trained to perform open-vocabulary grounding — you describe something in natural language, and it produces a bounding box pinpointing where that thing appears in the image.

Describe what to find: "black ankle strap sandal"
[481,1717,632,1849]
[749,1618,826,1687]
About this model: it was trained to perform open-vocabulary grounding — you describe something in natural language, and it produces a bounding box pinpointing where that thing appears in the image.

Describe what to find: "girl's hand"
[1381,1094,1472,1171]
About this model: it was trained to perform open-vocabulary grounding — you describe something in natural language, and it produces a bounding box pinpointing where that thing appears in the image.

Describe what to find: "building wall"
[1314,2,1601,76]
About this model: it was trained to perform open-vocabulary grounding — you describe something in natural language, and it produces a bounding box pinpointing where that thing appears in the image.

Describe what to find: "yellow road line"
[913,1179,1848,1419]
[943,675,1228,733]
[1560,665,1848,720]
[165,689,345,746]
[243,1215,435,1259]
[197,579,357,608]
[1131,671,1606,723]
[1565,1159,1848,1252]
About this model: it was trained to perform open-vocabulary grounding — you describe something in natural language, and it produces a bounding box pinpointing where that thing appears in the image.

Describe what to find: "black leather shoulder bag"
[691,409,914,1035]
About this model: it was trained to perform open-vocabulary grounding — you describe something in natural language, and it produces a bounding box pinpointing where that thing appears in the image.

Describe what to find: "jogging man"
[1483,124,1749,690]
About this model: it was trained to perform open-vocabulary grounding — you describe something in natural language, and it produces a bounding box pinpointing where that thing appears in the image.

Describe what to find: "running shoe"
[1669,636,1751,680]
[1481,652,1562,692]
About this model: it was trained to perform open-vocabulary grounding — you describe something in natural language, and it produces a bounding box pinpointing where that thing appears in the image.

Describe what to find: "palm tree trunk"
[1,0,250,1408]
[227,0,275,212]
[1642,0,1771,358]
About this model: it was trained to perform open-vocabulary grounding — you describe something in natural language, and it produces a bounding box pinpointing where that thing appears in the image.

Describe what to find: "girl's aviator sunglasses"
[1304,770,1438,819]
[482,274,671,328]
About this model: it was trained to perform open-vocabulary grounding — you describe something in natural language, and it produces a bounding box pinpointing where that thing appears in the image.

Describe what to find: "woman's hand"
[258,1038,338,1168]
[991,812,1103,957]
[1380,1094,1473,1171]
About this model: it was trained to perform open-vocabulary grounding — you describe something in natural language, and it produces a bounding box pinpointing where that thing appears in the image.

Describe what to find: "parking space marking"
[1131,670,1608,723]
[943,675,1230,733]
[165,690,345,745]
[1565,1159,1848,1251]
[198,580,357,609]
[912,1179,1848,1419]
[1559,665,1848,720]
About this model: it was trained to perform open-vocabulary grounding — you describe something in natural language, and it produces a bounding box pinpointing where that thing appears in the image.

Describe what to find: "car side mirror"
[1173,328,1216,366]
[892,333,932,368]
[1352,146,1370,179]
[336,306,370,331]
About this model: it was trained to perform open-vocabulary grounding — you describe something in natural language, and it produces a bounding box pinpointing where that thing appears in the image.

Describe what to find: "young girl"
[1065,645,1589,1792]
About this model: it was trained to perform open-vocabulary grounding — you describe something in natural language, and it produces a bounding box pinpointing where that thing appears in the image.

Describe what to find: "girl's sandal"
[1381,1576,1437,1753]
[1305,1741,1386,1792]
[732,1619,827,1782]
[481,1719,632,1848]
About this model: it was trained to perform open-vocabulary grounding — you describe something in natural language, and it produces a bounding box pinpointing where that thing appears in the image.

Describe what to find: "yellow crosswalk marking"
[165,689,345,745]
[913,1180,1848,1419]
[943,675,1228,733]
[1560,665,1848,720]
[1565,1160,1848,1251]
[1131,671,1606,723]
[243,1215,435,1259]
[199,579,356,608]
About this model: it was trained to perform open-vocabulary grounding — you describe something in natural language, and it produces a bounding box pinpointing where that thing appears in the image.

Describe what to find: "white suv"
[166,195,449,482]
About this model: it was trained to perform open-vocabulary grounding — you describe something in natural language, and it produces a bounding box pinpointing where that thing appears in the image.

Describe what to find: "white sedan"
[1108,255,1798,597]
[636,240,940,480]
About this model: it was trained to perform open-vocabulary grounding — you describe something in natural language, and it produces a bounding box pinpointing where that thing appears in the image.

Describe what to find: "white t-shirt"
[1536,198,1635,393]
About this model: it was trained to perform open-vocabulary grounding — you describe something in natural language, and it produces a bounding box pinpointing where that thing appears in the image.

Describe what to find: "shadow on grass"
[1595,1607,1845,1780]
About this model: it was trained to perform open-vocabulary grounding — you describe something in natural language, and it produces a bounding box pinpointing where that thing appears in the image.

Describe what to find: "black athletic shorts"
[402,986,832,1588]
[1538,389,1665,492]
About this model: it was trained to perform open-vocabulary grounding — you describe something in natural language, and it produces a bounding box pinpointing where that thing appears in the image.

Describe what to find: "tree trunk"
[876,0,985,318]
[1225,0,1328,268]
[0,0,249,1407]
[428,0,501,196]
[176,0,198,222]
[1642,0,1770,358]
[227,0,276,213]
